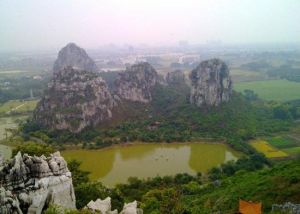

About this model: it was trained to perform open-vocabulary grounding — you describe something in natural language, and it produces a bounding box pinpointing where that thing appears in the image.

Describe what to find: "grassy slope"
[0,100,38,114]
[234,79,300,101]
[182,160,300,213]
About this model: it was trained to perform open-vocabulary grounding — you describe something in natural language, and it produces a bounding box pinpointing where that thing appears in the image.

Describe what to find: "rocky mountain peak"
[53,43,98,73]
[189,58,232,107]
[115,62,159,103]
[34,66,116,133]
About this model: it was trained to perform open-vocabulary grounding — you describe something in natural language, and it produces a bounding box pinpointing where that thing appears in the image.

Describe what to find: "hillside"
[108,159,300,213]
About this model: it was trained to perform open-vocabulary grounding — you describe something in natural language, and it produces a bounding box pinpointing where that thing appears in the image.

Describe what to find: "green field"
[267,136,299,149]
[0,100,38,115]
[250,139,288,158]
[234,79,300,101]
[283,146,300,155]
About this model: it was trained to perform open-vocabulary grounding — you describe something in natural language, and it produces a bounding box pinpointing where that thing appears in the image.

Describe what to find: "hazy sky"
[1,0,300,52]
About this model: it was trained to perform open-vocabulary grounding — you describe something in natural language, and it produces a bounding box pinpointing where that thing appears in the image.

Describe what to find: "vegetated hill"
[180,160,300,213]
[109,159,300,214]
[70,156,300,213]
[24,79,296,155]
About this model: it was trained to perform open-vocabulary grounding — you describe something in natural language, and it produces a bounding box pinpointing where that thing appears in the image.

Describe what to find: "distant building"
[33,75,43,80]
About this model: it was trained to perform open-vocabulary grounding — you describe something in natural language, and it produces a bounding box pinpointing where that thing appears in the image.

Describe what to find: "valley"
[1,43,300,213]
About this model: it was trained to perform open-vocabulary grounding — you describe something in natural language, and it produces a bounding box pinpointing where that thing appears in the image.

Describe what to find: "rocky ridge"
[189,58,232,106]
[0,152,75,213]
[115,62,159,103]
[53,43,98,73]
[34,66,116,133]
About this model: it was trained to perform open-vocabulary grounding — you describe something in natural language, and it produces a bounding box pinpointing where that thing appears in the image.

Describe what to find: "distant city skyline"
[1,0,300,52]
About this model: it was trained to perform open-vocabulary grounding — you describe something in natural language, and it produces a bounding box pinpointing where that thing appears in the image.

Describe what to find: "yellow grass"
[250,140,288,158]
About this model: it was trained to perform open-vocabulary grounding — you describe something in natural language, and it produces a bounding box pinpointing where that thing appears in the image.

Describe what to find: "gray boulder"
[85,198,143,214]
[0,152,75,214]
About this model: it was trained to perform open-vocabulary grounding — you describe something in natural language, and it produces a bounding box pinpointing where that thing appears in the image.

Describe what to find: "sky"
[0,0,300,52]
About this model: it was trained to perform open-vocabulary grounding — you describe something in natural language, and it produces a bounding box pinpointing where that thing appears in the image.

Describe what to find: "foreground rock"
[53,43,98,72]
[115,62,159,103]
[189,58,232,106]
[85,197,143,214]
[0,152,75,213]
[34,66,116,133]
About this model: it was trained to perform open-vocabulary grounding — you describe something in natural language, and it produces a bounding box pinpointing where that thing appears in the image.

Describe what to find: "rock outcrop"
[189,59,232,106]
[166,70,185,85]
[85,197,143,214]
[34,66,116,133]
[0,152,75,214]
[53,43,98,72]
[115,62,159,103]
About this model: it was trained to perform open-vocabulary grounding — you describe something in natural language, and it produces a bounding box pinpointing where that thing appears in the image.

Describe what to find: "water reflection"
[63,143,240,187]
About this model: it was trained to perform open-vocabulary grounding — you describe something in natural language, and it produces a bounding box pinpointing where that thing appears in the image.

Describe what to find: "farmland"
[250,139,288,158]
[0,99,38,116]
[234,79,300,101]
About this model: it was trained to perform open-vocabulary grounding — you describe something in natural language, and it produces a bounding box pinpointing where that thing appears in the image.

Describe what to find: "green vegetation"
[12,141,55,157]
[267,136,298,149]
[0,99,38,116]
[249,139,288,158]
[46,153,300,214]
[0,69,50,103]
[20,84,298,155]
[234,80,300,101]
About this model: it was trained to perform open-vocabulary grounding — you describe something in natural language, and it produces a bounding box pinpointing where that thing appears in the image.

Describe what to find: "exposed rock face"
[34,66,116,133]
[115,62,159,103]
[0,152,75,214]
[85,197,143,214]
[166,70,185,85]
[53,43,98,72]
[189,59,232,106]
[120,201,143,214]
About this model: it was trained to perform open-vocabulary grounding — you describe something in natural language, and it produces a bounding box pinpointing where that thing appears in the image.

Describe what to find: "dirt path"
[6,103,25,114]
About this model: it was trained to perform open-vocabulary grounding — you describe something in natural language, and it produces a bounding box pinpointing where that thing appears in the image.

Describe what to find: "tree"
[67,160,90,187]
[12,141,55,157]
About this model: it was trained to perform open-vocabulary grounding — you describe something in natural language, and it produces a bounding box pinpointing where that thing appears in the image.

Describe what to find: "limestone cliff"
[0,152,75,214]
[53,43,98,72]
[189,59,232,107]
[34,66,116,133]
[115,62,159,103]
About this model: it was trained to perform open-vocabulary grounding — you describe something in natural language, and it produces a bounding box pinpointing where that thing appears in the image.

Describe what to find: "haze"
[1,0,300,52]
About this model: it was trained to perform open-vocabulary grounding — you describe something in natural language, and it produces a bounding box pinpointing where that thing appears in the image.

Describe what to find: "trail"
[6,103,25,114]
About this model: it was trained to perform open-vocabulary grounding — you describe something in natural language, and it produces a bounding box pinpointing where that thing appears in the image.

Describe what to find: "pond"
[62,142,240,186]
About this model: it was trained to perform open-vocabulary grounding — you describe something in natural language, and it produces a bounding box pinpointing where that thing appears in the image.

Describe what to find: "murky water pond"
[62,142,240,186]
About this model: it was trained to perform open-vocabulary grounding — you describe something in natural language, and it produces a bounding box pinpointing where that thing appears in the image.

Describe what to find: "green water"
[62,143,240,186]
